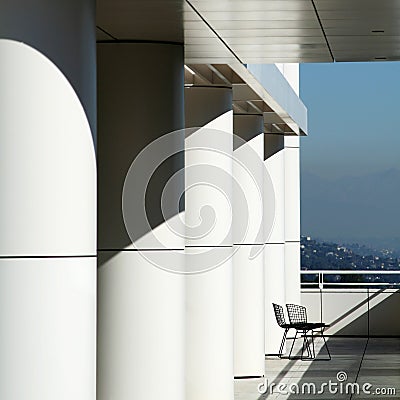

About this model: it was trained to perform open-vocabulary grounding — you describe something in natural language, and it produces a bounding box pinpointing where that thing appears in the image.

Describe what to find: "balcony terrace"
[236,274,400,400]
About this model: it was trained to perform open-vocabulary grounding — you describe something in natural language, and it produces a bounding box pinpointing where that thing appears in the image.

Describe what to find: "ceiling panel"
[314,0,400,61]
[324,28,400,37]
[184,20,321,29]
[315,0,400,11]
[184,2,238,63]
[185,36,326,45]
[330,36,400,45]
[335,56,400,63]
[323,20,400,30]
[242,57,329,63]
[187,44,328,51]
[212,28,324,37]
[186,11,318,21]
[185,1,314,12]
[186,0,330,62]
[318,11,400,20]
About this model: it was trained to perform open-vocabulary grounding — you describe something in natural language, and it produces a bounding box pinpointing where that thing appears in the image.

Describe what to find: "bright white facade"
[0,2,304,399]
[3,1,397,399]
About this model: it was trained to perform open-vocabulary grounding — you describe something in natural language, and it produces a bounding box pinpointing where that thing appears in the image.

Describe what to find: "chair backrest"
[272,303,286,327]
[286,303,307,325]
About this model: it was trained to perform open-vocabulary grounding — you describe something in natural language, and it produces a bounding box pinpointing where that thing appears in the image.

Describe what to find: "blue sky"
[299,62,400,179]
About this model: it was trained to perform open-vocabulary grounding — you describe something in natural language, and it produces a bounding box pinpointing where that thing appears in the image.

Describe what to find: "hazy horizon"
[300,62,400,250]
[301,166,400,251]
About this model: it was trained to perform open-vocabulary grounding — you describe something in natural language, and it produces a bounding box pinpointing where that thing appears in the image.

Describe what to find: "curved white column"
[0,0,97,141]
[264,134,286,354]
[0,2,96,397]
[284,136,301,305]
[233,114,265,377]
[185,86,234,400]
[97,43,186,400]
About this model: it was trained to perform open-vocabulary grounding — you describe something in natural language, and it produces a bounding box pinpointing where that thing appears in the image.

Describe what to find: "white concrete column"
[264,135,287,354]
[284,136,301,305]
[233,114,265,377]
[276,63,301,306]
[185,86,234,400]
[0,2,96,399]
[97,43,186,400]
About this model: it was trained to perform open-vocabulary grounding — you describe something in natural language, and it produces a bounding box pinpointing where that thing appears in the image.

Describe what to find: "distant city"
[300,167,400,287]
[301,236,400,286]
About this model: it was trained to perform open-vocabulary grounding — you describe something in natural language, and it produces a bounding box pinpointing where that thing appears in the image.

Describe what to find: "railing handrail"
[301,270,400,274]
[301,270,400,289]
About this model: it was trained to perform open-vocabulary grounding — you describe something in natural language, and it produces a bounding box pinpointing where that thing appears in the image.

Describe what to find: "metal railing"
[301,270,400,290]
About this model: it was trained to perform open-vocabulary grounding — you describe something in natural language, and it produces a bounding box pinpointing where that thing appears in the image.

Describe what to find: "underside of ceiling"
[97,0,400,64]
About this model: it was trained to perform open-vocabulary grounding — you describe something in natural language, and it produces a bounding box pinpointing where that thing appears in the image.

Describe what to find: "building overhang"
[184,62,307,135]
[96,0,400,137]
[97,0,400,64]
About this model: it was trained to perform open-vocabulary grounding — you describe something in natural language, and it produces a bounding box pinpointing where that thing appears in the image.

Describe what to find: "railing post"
[318,272,324,290]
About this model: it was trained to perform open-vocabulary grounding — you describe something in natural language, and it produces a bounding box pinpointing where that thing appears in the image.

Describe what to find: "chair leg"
[311,330,315,358]
[301,330,313,360]
[279,329,288,358]
[321,329,331,360]
[306,331,313,359]
[311,328,331,360]
[288,330,298,359]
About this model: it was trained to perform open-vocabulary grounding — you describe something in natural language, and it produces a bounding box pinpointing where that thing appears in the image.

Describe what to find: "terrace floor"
[235,337,400,400]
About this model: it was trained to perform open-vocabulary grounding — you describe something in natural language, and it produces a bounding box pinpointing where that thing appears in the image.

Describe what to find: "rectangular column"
[284,136,301,305]
[233,114,265,377]
[264,134,287,354]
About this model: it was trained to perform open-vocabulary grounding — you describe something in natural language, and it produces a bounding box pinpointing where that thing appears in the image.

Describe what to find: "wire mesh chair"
[272,303,308,358]
[286,303,331,360]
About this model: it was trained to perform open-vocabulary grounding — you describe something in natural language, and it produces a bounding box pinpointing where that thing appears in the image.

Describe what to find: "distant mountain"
[301,168,400,252]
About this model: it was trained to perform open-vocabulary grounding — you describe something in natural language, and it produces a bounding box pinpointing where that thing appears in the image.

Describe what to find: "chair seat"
[297,322,327,329]
[282,323,313,329]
